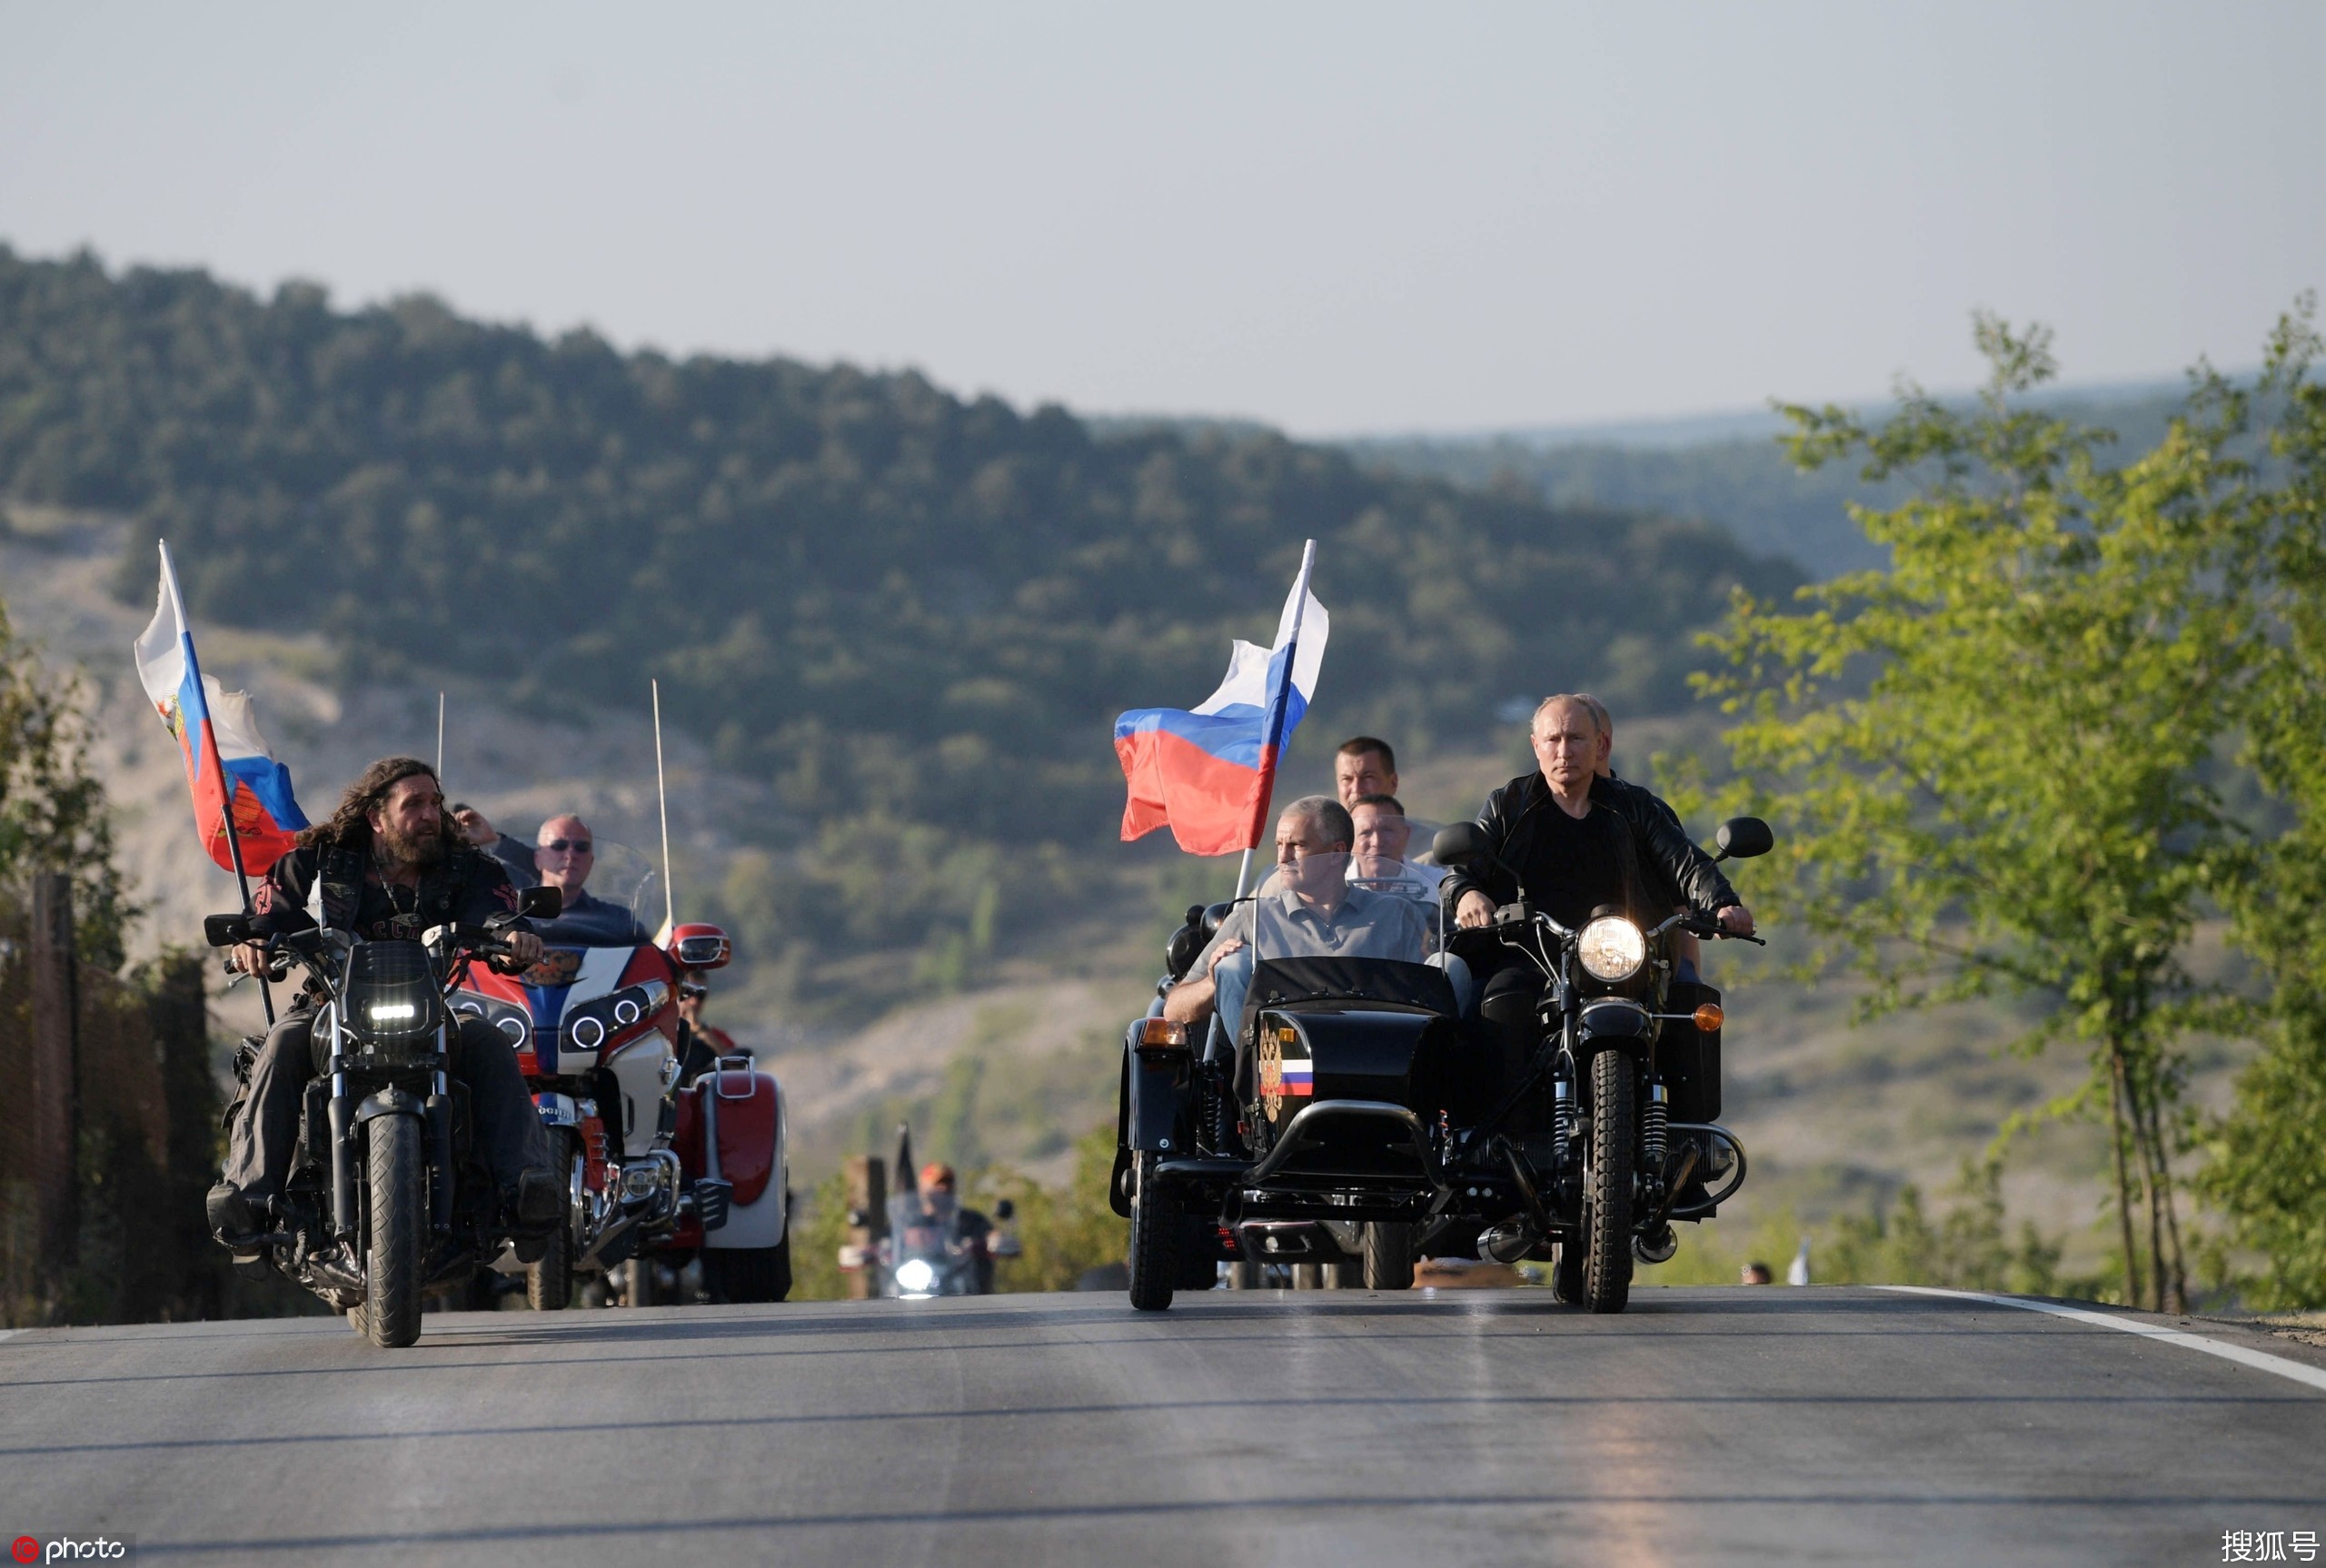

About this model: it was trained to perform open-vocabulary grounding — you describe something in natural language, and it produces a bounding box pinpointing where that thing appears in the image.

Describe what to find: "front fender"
[351,1087,425,1126]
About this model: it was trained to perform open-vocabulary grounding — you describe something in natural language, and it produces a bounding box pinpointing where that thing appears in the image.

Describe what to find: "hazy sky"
[4,3,2320,435]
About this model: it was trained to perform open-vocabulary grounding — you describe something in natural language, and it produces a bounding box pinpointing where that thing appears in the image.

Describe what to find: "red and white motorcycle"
[451,849,787,1306]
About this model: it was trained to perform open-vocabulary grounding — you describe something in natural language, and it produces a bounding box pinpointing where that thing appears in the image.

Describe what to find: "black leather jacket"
[1441,771,1740,921]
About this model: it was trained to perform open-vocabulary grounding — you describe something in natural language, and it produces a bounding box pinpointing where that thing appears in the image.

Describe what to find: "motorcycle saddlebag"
[1658,979,1723,1124]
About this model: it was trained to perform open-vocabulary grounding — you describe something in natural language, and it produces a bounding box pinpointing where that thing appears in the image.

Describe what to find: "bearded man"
[207,757,561,1247]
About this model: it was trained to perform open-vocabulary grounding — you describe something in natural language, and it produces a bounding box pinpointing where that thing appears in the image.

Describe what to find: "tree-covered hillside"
[0,247,1797,832]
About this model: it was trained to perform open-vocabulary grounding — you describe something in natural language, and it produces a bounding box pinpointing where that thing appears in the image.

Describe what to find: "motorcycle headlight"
[895,1258,937,1295]
[1577,915,1646,982]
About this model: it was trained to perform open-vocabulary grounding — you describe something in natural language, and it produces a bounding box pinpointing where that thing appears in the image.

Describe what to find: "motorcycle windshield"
[1240,856,1456,1023]
[888,1194,956,1259]
[532,840,662,948]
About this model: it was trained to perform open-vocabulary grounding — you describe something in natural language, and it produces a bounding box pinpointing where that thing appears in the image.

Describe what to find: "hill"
[0,244,1798,1006]
[1345,382,2201,573]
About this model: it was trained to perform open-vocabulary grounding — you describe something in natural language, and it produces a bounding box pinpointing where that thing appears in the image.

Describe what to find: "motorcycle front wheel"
[363,1115,426,1347]
[1584,1049,1636,1314]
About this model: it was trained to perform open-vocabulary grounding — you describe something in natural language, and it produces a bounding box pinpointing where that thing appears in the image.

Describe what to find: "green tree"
[2198,302,2326,1306]
[1690,316,2263,1312]
[0,597,133,967]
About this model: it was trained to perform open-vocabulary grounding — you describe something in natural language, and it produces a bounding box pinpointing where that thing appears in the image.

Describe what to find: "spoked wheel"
[1362,1221,1416,1290]
[527,1130,577,1312]
[1126,1151,1178,1311]
[1584,1049,1637,1314]
[363,1116,426,1348]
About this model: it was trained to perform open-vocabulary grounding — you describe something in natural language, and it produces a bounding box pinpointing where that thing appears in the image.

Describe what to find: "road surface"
[3,1286,2321,1565]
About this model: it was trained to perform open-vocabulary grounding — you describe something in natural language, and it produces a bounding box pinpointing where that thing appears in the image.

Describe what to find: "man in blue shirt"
[532,813,653,947]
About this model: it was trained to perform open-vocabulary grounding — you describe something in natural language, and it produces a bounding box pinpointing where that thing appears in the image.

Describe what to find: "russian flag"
[1115,542,1329,856]
[132,541,309,877]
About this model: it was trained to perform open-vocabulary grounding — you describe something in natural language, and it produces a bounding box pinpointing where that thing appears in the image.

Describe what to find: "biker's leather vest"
[309,843,485,938]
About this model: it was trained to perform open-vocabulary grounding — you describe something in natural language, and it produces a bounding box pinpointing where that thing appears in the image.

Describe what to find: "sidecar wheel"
[1362,1222,1416,1290]
[1126,1151,1178,1311]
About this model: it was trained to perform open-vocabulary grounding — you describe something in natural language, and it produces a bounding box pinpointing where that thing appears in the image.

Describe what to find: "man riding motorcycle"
[206,757,562,1247]
[1443,695,1753,1097]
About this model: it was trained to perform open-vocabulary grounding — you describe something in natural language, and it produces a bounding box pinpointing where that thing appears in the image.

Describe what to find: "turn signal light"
[1138,1018,1190,1050]
[1693,1002,1725,1032]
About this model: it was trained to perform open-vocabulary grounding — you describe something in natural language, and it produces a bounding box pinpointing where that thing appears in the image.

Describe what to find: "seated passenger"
[1347,792,1448,896]
[1162,795,1441,1045]
[530,813,652,947]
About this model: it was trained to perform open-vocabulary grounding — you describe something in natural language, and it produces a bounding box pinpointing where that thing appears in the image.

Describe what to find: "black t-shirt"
[1514,800,1630,929]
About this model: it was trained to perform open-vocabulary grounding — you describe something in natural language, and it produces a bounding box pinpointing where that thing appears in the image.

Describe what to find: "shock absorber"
[1643,1081,1670,1171]
[1552,1076,1575,1149]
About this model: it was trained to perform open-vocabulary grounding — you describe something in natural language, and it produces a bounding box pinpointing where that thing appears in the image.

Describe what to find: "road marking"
[1878,1286,2326,1395]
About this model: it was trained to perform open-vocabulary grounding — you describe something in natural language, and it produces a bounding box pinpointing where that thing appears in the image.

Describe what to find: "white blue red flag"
[133,541,309,876]
[1114,541,1328,856]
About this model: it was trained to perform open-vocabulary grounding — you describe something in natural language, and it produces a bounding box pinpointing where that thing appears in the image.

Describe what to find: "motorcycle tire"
[1584,1049,1636,1314]
[1126,1150,1178,1312]
[702,1235,793,1304]
[363,1115,426,1348]
[1362,1222,1416,1290]
[527,1131,576,1312]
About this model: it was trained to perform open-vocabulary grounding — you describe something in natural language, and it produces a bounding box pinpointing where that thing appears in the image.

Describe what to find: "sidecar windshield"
[1247,855,1442,967]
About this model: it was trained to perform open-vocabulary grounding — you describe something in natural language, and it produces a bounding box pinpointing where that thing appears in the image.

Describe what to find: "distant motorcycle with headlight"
[1432,814,1774,1313]
[202,886,562,1347]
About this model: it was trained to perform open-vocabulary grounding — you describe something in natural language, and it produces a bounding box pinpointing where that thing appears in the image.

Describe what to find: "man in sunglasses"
[531,814,653,947]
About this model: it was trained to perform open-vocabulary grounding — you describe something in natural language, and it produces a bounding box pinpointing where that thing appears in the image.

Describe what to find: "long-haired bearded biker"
[205,757,563,1251]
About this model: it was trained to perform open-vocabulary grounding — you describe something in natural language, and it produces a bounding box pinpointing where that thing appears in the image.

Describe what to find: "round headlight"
[1577,915,1646,982]
[613,997,641,1026]
[895,1258,937,1294]
[572,1015,607,1051]
[496,1015,529,1045]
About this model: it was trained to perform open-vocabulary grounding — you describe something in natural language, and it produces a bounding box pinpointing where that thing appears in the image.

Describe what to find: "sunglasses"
[541,839,592,855]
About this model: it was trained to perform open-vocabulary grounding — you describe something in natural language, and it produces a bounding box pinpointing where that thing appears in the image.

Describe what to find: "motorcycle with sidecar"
[1112,822,1770,1313]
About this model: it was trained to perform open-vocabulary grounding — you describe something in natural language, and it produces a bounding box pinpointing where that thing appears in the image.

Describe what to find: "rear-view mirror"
[995,1197,1016,1222]
[1431,823,1484,867]
[1714,817,1774,861]
[517,885,563,919]
[203,913,252,948]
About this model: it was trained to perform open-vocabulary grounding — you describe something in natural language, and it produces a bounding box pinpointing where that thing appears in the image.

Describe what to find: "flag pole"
[1231,539,1317,901]
[161,541,273,1026]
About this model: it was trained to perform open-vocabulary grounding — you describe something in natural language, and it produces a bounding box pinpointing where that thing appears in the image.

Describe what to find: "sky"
[3,3,2321,436]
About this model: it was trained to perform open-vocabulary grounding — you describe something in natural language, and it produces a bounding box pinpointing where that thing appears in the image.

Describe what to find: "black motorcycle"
[1432,816,1770,1312]
[205,886,562,1347]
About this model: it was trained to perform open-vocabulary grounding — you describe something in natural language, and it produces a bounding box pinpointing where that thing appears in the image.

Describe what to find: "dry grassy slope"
[0,506,2251,1253]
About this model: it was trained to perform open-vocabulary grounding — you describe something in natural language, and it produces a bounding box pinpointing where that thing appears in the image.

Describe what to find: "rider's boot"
[504,1167,563,1262]
[205,1182,267,1252]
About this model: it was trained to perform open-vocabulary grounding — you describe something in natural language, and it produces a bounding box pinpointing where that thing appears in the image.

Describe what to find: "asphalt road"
[4,1286,2322,1567]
